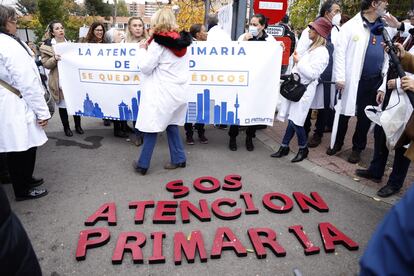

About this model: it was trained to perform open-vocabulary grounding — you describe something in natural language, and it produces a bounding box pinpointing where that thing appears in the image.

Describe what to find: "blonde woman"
[132,8,192,175]
[272,17,331,162]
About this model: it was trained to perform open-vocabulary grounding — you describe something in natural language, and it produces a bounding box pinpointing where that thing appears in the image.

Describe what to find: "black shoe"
[308,134,322,148]
[103,119,111,126]
[291,147,309,163]
[348,150,361,164]
[326,145,341,155]
[246,136,254,151]
[270,146,290,158]
[134,136,143,147]
[355,169,382,183]
[29,177,44,188]
[132,161,147,175]
[64,127,73,137]
[229,137,237,151]
[16,188,48,201]
[186,136,195,145]
[164,162,186,170]
[114,130,129,138]
[377,184,400,198]
[75,126,84,134]
[199,135,208,144]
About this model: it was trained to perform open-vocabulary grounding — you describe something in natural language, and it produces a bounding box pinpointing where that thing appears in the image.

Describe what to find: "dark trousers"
[368,125,411,189]
[184,123,205,138]
[59,108,81,128]
[228,125,256,138]
[0,186,41,275]
[334,77,382,151]
[304,108,334,138]
[6,147,37,197]
[0,153,8,182]
[282,120,308,148]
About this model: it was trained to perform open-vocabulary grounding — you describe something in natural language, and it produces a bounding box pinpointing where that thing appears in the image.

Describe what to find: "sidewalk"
[257,115,413,201]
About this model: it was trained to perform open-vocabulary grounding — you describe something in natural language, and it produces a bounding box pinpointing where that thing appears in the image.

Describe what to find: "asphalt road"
[4,117,390,276]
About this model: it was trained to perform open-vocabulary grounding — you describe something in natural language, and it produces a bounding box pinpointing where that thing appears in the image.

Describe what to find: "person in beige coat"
[39,20,83,136]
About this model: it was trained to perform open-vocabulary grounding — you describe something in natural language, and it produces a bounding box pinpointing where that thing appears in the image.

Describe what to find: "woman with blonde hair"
[125,16,148,43]
[272,17,331,162]
[132,8,192,175]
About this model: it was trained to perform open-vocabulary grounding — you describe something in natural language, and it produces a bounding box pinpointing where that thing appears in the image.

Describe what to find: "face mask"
[249,26,258,37]
[332,13,341,26]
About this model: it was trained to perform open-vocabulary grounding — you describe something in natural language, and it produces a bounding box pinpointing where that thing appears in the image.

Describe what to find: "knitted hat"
[308,17,332,39]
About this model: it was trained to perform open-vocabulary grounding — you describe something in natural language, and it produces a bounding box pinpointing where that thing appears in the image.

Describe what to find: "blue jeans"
[137,125,186,169]
[281,120,307,148]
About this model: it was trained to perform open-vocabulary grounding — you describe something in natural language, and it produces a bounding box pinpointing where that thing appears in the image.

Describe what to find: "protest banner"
[54,41,282,126]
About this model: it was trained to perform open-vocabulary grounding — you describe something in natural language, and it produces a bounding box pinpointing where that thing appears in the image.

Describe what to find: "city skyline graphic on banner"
[74,88,240,125]
[75,91,141,121]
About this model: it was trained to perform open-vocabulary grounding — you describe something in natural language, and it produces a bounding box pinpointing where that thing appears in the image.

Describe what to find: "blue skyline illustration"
[75,91,141,121]
[187,89,240,125]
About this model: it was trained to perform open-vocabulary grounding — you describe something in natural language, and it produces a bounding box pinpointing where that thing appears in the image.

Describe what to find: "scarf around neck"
[148,31,192,57]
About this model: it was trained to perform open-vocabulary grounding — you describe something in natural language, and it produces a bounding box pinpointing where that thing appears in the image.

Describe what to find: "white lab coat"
[277,46,329,126]
[0,34,50,152]
[333,13,394,116]
[135,41,189,133]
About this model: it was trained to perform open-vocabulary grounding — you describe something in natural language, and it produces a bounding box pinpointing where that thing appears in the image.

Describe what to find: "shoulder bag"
[280,73,308,102]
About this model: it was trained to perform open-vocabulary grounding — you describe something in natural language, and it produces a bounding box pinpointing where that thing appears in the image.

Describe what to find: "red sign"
[253,0,288,25]
[274,36,291,66]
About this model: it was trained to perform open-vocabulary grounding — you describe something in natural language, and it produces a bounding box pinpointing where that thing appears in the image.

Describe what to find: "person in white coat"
[132,8,192,175]
[272,17,331,162]
[0,5,49,200]
[328,0,403,163]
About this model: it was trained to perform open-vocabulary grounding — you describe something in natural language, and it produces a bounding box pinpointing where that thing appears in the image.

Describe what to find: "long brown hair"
[85,22,106,43]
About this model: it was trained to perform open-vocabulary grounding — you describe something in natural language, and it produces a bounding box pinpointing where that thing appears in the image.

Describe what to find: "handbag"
[0,79,54,117]
[280,73,308,102]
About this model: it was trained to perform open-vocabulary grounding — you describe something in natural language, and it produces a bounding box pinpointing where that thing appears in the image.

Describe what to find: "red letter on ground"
[193,176,220,193]
[153,201,178,224]
[149,232,166,264]
[211,198,242,220]
[180,199,211,223]
[129,200,155,224]
[240,192,259,214]
[112,232,146,264]
[288,225,320,255]
[292,192,329,213]
[318,222,359,252]
[222,174,242,191]
[84,203,117,226]
[76,228,110,261]
[166,180,189,198]
[211,227,247,258]
[174,231,207,265]
[262,193,293,213]
[248,228,286,258]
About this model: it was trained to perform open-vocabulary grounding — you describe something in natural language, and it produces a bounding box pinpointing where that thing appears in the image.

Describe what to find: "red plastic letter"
[211,227,247,258]
[319,222,359,252]
[193,176,220,194]
[153,201,178,224]
[174,231,207,265]
[292,192,329,213]
[179,199,211,223]
[112,232,146,264]
[76,228,110,261]
[128,200,155,224]
[166,179,189,198]
[247,228,286,258]
[288,225,320,255]
[262,193,293,213]
[240,192,259,214]
[222,174,242,191]
[211,198,242,220]
[84,203,117,226]
[149,232,166,264]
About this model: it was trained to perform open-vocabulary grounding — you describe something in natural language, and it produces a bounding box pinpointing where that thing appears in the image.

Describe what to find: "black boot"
[291,147,309,163]
[59,108,73,137]
[246,136,254,151]
[114,121,128,138]
[229,137,237,151]
[74,115,84,134]
[270,146,290,158]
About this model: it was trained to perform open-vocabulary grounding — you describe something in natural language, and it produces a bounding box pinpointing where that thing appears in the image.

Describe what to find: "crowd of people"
[1,0,414,274]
